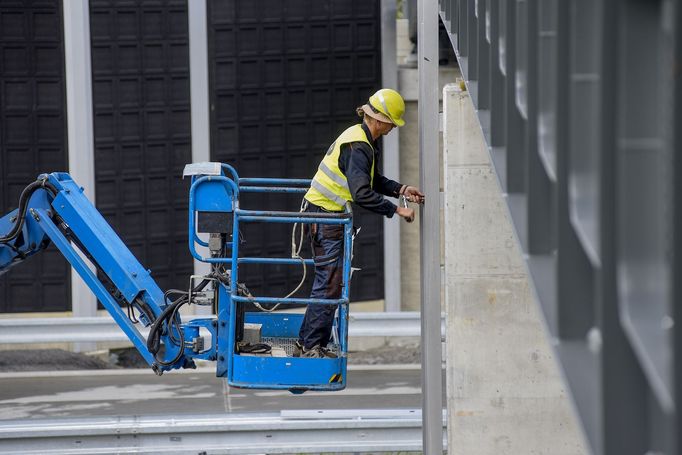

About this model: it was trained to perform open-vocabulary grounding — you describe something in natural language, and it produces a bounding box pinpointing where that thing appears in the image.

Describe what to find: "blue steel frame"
[187,164,353,391]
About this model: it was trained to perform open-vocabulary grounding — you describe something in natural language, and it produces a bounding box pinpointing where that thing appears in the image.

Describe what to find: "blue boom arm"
[0,173,193,374]
[1,164,353,392]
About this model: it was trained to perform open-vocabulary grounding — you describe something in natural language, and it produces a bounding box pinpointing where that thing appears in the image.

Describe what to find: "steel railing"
[0,312,444,345]
[0,409,447,454]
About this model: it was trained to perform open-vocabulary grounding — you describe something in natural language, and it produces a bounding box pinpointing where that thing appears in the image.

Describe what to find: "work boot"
[302,345,338,359]
[292,340,304,358]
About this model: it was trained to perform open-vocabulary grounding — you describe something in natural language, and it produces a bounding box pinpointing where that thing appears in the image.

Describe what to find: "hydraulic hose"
[147,277,213,367]
[0,179,58,244]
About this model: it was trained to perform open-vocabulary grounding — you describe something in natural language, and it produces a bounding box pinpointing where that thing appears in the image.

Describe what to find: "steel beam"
[381,0,402,312]
[188,0,211,165]
[418,0,444,452]
[188,0,213,316]
[63,0,98,348]
[439,0,681,452]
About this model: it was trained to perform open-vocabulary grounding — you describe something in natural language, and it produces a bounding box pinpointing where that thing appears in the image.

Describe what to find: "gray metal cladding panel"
[90,0,193,294]
[616,0,674,412]
[0,0,70,313]
[442,0,681,452]
[537,0,558,181]
[208,0,384,301]
[568,0,601,265]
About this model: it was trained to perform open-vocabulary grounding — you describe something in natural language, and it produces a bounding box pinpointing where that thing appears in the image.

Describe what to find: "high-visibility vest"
[304,124,375,211]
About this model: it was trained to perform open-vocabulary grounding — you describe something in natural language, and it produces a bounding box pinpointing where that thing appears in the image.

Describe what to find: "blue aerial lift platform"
[0,163,353,392]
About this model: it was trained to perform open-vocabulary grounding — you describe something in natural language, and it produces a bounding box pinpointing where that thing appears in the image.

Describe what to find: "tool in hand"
[399,195,415,223]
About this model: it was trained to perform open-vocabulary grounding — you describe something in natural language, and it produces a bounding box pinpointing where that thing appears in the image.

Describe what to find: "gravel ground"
[348,344,420,365]
[0,344,420,372]
[0,349,112,372]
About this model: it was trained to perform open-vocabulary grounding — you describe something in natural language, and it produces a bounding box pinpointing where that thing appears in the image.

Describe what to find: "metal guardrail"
[0,312,445,345]
[438,0,680,454]
[0,409,447,454]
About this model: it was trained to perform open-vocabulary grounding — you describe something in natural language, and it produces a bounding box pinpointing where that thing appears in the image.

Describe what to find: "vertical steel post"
[188,0,212,314]
[381,0,402,312]
[418,0,444,452]
[674,3,682,453]
[189,0,211,164]
[63,0,97,349]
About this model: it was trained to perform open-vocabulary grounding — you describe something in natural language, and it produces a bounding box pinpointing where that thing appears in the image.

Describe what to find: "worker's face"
[377,120,395,136]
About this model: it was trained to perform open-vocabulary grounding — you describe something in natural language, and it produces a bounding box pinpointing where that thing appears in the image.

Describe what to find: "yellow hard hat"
[367,88,406,127]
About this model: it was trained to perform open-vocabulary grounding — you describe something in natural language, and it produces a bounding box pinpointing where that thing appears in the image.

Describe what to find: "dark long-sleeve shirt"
[337,123,402,218]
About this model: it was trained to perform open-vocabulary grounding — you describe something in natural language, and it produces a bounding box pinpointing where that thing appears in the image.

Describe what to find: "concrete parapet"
[443,83,586,454]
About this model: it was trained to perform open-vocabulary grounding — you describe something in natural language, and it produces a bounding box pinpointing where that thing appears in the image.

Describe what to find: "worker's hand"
[396,206,415,223]
[402,186,425,204]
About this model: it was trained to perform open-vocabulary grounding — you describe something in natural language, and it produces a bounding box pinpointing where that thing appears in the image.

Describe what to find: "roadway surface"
[0,365,441,420]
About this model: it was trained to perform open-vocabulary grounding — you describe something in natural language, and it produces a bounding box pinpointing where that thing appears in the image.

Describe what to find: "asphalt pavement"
[0,365,438,420]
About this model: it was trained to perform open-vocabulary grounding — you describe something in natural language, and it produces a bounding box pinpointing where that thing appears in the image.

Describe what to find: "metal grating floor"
[262,337,340,357]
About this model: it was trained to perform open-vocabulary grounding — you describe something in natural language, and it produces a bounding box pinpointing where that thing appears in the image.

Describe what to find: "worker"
[294,88,425,358]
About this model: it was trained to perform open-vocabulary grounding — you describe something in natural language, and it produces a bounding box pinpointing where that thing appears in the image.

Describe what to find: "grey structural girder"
[381,0,402,312]
[187,0,213,314]
[63,0,98,339]
[418,0,445,453]
[438,0,681,454]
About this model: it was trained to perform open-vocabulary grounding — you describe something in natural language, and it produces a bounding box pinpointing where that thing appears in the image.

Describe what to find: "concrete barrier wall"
[443,83,587,454]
